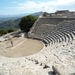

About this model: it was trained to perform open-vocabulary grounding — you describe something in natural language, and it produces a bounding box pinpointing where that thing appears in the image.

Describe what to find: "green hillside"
[0,12,41,30]
[0,18,21,30]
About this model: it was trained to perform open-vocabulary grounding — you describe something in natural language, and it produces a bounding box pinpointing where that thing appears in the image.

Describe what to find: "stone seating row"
[31,18,65,33]
[43,21,75,46]
[30,18,75,37]
[43,31,74,46]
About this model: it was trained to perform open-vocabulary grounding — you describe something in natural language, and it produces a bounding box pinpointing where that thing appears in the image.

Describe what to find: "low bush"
[0,28,18,36]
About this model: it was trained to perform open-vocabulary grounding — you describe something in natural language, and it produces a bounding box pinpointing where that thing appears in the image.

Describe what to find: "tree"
[19,15,36,32]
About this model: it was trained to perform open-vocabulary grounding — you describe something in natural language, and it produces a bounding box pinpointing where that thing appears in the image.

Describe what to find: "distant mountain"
[0,17,20,23]
[31,12,42,15]
[0,12,42,23]
[0,20,4,23]
[0,13,30,18]
[0,12,42,30]
[0,13,30,23]
[31,12,42,18]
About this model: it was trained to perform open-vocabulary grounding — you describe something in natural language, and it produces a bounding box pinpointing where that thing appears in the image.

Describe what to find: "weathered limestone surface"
[0,38,75,75]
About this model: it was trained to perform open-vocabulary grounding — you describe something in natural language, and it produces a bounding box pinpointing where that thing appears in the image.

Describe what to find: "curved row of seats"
[43,20,75,46]
[34,24,56,39]
[31,18,67,33]
[30,18,75,39]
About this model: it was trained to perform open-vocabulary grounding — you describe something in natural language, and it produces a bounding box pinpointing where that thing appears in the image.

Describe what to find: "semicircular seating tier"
[28,11,75,47]
[43,20,75,46]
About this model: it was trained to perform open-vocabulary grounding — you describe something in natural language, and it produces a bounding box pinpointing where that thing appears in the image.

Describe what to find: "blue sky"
[0,0,75,15]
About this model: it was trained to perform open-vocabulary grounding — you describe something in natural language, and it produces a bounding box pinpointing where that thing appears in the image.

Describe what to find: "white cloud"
[6,0,75,13]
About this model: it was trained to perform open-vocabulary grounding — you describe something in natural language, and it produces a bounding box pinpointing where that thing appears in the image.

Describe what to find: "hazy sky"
[0,0,75,15]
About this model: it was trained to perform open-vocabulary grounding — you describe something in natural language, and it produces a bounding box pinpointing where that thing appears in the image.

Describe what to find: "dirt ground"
[0,37,44,58]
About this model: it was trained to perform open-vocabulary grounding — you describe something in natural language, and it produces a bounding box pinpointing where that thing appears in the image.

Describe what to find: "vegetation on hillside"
[0,12,41,30]
[19,15,36,32]
[0,12,41,36]
[0,19,21,30]
[0,28,18,36]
